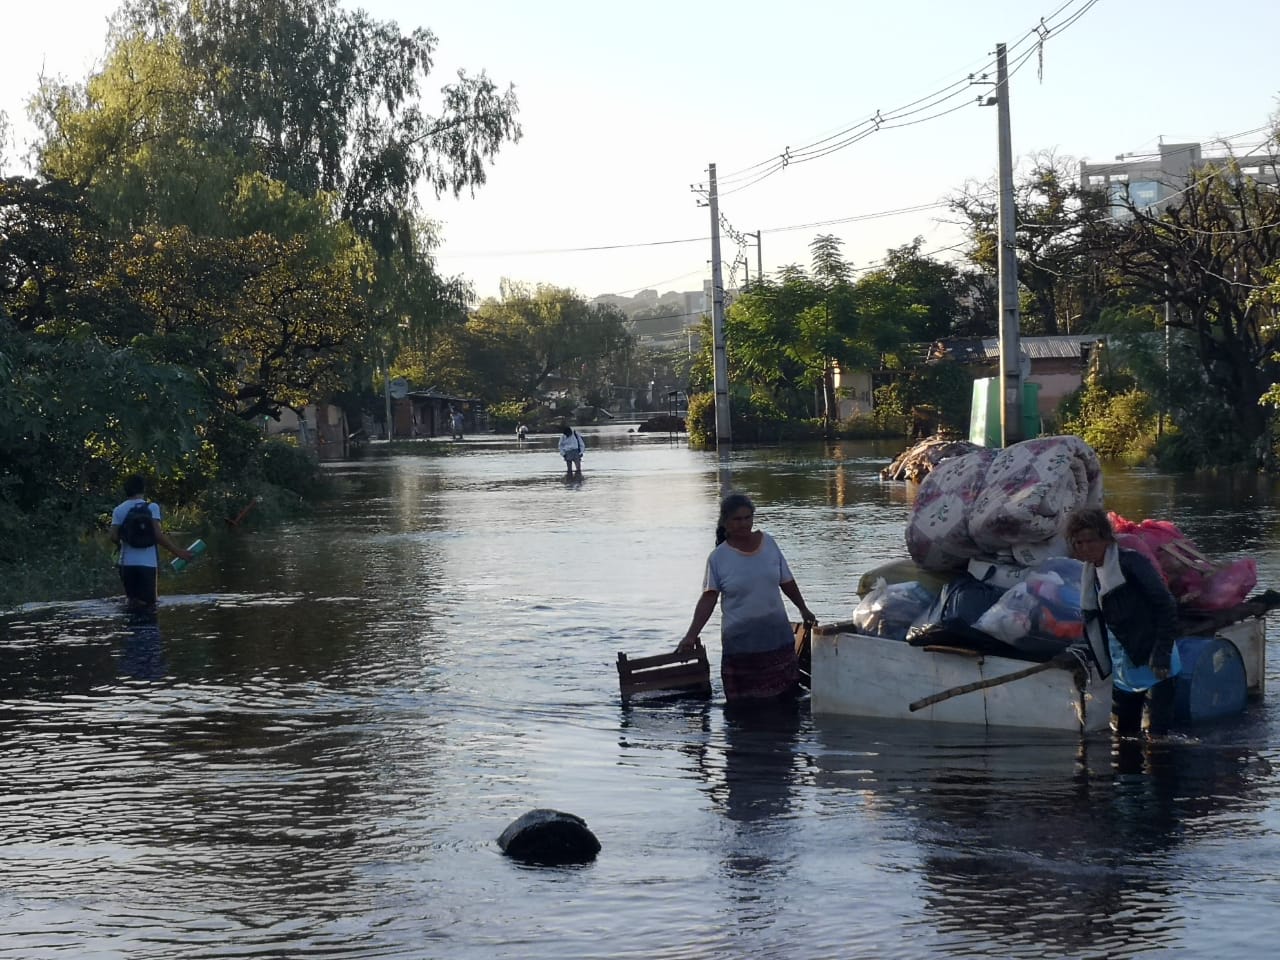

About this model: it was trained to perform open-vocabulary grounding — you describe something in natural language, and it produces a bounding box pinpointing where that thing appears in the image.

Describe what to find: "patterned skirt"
[721,644,799,701]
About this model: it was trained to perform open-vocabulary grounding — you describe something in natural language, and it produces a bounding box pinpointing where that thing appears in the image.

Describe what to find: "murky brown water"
[2,429,1279,959]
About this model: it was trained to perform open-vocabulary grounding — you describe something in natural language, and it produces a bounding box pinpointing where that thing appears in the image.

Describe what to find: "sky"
[3,0,1279,306]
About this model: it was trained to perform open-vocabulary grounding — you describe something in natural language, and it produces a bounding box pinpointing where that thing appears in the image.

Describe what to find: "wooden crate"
[794,621,813,689]
[617,644,712,702]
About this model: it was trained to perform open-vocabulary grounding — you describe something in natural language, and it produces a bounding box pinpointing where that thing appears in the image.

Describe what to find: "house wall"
[265,403,348,460]
[968,358,1083,418]
[834,368,875,418]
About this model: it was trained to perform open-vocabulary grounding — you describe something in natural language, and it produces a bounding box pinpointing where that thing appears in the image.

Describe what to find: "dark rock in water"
[498,809,600,865]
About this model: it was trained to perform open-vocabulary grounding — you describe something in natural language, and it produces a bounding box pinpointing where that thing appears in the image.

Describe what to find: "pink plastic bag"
[1176,558,1257,611]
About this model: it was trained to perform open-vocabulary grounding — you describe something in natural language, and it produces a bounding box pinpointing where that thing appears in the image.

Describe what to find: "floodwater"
[3,427,1280,960]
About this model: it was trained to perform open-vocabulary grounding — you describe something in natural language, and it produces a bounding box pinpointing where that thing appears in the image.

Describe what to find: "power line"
[436,194,973,259]
[705,0,1104,196]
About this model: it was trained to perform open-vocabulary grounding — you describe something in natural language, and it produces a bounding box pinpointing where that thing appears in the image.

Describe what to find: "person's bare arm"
[677,590,719,652]
[153,522,193,562]
[780,579,816,624]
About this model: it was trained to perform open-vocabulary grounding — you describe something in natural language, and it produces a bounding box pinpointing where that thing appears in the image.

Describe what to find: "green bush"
[687,392,716,447]
[259,437,326,498]
[487,400,528,431]
[1062,383,1157,461]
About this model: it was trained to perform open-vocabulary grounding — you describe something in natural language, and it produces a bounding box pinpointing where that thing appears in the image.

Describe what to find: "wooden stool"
[617,644,712,702]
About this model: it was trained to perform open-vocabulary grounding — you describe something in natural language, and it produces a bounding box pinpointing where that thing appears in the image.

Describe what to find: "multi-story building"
[1080,140,1279,219]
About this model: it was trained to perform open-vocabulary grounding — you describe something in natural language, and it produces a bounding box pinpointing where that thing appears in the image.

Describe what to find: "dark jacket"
[1099,548,1178,672]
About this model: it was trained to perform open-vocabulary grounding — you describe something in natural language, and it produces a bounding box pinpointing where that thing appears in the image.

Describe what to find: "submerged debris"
[880,436,983,483]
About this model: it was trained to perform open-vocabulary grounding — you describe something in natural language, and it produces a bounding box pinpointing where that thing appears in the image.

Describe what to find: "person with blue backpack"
[110,475,194,613]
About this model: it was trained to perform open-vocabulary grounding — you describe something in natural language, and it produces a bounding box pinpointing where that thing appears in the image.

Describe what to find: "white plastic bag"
[852,578,936,641]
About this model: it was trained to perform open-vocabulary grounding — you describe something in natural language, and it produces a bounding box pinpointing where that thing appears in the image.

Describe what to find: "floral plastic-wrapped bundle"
[905,447,997,572]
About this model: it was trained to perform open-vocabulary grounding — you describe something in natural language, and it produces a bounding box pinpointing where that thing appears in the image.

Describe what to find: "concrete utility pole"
[993,42,1023,446]
[753,230,763,286]
[707,163,732,447]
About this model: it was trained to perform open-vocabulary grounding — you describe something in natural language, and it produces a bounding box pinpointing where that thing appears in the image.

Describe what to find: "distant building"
[266,403,351,460]
[1081,141,1279,220]
[926,335,1107,419]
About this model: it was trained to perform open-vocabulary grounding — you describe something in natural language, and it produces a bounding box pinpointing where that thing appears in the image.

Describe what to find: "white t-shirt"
[558,432,585,458]
[702,531,795,655]
[112,497,162,568]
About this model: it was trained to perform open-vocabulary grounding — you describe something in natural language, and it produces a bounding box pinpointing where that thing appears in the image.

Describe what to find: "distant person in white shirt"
[558,424,585,479]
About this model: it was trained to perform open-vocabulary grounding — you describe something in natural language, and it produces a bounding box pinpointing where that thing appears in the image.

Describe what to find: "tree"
[880,237,969,341]
[109,0,522,261]
[1085,149,1280,467]
[725,235,920,434]
[419,284,635,407]
[951,152,1111,335]
[31,0,521,364]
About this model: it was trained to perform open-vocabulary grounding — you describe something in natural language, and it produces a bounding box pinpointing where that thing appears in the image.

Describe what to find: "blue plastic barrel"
[1173,635,1247,726]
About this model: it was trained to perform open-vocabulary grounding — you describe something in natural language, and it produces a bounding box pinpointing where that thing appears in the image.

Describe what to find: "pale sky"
[3,0,1279,304]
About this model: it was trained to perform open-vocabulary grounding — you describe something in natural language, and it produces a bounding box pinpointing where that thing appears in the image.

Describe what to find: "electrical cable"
[705,0,1105,195]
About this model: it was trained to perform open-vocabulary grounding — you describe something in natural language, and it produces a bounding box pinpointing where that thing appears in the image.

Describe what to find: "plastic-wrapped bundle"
[973,557,1085,658]
[905,447,997,571]
[852,579,937,641]
[968,436,1103,555]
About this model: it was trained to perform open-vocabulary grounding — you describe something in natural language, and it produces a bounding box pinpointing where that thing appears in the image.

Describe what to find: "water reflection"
[2,438,1279,959]
[118,611,166,680]
[813,719,1268,959]
[715,701,805,824]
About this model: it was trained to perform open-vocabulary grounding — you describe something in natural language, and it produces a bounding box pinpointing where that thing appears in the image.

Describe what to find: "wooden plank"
[921,644,984,660]
[1160,539,1216,572]
[621,674,712,697]
[621,649,703,671]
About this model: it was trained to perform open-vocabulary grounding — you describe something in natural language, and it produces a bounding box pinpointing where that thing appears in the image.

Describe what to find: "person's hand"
[1152,665,1170,680]
[676,635,700,654]
[800,607,817,626]
[177,548,195,562]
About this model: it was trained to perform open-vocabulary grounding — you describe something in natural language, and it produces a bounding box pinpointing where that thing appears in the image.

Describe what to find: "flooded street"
[3,428,1280,959]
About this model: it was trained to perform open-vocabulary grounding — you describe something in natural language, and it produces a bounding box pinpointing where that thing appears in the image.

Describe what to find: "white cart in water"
[810,615,1267,734]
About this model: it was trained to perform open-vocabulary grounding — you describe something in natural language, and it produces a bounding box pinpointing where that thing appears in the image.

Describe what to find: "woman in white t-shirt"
[677,493,816,701]
[557,425,585,479]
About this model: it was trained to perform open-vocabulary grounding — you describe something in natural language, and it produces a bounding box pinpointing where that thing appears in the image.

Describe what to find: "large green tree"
[32,0,520,383]
[725,235,922,432]
[417,284,634,406]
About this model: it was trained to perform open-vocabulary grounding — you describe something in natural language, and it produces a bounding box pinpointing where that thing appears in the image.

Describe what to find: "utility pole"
[382,350,393,441]
[753,230,763,286]
[993,42,1022,446]
[707,163,732,447]
[1160,269,1170,439]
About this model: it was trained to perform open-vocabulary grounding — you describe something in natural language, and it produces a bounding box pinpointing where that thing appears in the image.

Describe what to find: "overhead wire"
[705,0,1105,196]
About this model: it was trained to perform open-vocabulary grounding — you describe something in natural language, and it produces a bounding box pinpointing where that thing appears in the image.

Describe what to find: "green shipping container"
[969,378,1041,447]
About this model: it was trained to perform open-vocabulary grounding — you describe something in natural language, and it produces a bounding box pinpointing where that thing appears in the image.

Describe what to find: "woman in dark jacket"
[1066,506,1181,736]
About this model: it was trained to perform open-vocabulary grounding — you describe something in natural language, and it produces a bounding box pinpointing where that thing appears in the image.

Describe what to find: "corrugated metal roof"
[932,335,1106,363]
